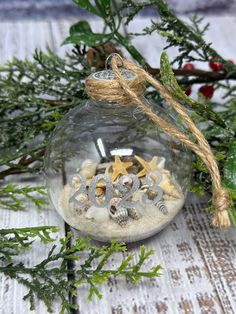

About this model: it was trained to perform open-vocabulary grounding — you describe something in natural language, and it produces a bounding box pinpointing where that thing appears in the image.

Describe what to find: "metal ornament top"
[91,69,137,82]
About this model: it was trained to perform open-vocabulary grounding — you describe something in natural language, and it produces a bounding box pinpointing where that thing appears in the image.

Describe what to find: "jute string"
[85,54,231,228]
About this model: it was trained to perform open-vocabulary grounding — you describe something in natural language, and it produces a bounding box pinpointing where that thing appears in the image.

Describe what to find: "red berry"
[184,87,192,96]
[183,63,195,70]
[199,85,214,99]
[209,61,223,71]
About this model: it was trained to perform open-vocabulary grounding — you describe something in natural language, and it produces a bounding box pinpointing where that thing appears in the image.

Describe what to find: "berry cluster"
[182,59,234,99]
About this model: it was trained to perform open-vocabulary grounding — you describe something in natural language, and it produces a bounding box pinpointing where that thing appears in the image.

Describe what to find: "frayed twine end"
[212,188,231,229]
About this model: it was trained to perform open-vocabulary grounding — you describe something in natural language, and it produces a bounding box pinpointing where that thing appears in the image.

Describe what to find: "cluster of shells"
[71,156,182,227]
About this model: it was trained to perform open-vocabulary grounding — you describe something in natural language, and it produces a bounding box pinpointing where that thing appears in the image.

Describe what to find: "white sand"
[58,184,185,242]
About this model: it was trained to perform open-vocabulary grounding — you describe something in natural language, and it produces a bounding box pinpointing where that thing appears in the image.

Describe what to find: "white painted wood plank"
[0,177,65,314]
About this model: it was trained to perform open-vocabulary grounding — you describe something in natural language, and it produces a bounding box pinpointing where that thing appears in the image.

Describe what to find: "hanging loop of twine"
[85,54,231,229]
[86,54,145,105]
[105,53,124,69]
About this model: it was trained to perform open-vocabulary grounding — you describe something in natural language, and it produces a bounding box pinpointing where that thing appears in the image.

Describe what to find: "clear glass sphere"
[45,98,192,242]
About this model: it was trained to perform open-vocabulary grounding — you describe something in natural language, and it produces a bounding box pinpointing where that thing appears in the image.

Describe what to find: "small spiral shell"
[127,207,141,220]
[109,198,129,227]
[156,200,168,215]
[71,175,82,189]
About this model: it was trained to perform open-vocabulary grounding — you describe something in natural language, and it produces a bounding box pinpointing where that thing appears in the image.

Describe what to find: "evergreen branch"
[0,48,89,182]
[160,51,226,128]
[0,226,58,262]
[0,147,45,180]
[147,67,236,81]
[0,184,48,211]
[0,234,162,313]
[123,0,235,75]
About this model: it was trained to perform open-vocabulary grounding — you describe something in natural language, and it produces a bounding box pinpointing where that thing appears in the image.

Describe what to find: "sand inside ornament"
[57,155,185,242]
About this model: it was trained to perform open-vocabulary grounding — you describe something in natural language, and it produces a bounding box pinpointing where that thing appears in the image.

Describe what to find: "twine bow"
[85,54,231,228]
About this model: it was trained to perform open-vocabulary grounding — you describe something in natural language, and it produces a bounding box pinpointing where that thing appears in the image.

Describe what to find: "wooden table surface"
[0,15,236,314]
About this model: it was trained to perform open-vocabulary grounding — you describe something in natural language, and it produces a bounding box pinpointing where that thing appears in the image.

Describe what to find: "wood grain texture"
[0,16,235,314]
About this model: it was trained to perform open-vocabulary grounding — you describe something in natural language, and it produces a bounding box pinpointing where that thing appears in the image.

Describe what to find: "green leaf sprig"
[0,184,48,211]
[0,226,58,262]
[160,51,226,128]
[0,232,161,313]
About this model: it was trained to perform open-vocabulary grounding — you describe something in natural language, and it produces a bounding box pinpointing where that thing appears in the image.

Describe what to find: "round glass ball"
[45,98,192,242]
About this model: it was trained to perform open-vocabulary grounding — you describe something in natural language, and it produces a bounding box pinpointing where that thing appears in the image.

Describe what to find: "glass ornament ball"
[44,69,192,242]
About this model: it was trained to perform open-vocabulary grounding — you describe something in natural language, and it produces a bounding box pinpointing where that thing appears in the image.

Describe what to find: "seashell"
[159,173,182,199]
[140,184,149,193]
[108,197,129,227]
[147,189,157,200]
[86,178,106,188]
[72,192,91,211]
[85,206,109,222]
[95,187,105,197]
[156,200,168,215]
[71,175,83,189]
[140,170,181,199]
[75,192,89,203]
[127,207,141,220]
[122,175,133,186]
[110,207,129,227]
[79,159,98,179]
